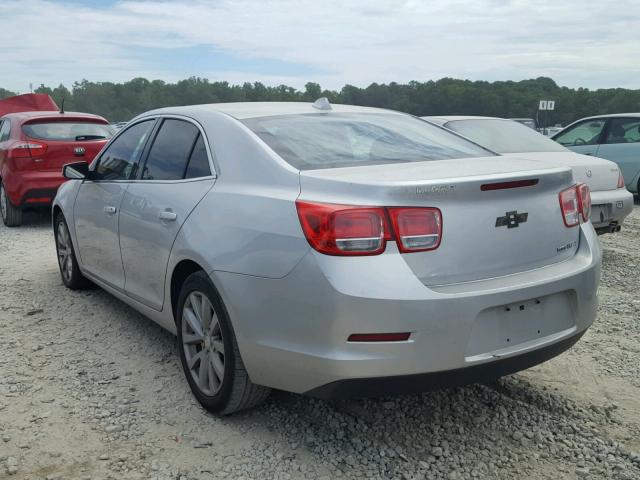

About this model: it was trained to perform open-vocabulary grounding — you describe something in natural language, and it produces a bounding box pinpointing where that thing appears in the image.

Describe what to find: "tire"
[176,271,270,415]
[54,213,91,290]
[1,181,23,227]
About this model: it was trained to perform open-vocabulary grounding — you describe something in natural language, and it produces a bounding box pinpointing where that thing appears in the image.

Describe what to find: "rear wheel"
[1,181,23,227]
[176,271,270,415]
[54,213,91,289]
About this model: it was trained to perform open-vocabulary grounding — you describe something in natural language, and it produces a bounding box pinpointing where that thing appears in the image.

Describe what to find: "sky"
[1,0,639,93]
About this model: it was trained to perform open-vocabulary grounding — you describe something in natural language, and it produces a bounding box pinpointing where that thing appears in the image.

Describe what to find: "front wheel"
[176,271,270,415]
[1,182,22,227]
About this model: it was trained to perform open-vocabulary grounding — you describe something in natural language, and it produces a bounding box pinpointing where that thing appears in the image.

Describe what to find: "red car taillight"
[617,170,625,189]
[295,201,391,256]
[577,183,591,222]
[7,141,47,159]
[295,201,442,256]
[388,207,442,252]
[559,183,590,227]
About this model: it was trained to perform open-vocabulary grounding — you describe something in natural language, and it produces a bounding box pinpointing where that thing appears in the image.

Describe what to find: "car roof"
[424,116,505,122]
[142,102,405,120]
[571,113,640,121]
[1,110,108,122]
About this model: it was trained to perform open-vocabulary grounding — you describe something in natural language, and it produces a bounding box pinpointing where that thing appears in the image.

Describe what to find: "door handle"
[159,210,177,222]
[104,205,117,215]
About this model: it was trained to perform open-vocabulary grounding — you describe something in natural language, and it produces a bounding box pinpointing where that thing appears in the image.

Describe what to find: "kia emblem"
[74,146,86,156]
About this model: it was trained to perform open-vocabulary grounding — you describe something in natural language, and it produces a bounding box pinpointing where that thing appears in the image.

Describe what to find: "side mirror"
[63,161,90,180]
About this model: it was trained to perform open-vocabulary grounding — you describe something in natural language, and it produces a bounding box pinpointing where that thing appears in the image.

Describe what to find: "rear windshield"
[23,121,114,141]
[242,113,493,170]
[446,119,568,154]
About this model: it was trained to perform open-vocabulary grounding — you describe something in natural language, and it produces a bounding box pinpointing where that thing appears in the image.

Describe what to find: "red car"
[0,109,113,226]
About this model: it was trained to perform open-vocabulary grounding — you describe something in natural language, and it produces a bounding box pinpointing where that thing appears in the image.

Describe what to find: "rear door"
[595,117,640,190]
[553,118,606,156]
[118,117,215,310]
[21,118,114,171]
[74,119,155,288]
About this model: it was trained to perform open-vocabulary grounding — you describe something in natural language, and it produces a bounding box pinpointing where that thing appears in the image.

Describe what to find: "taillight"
[388,207,442,252]
[295,201,391,256]
[559,183,590,227]
[7,141,47,159]
[296,201,443,256]
[559,185,580,227]
[617,170,625,189]
[577,183,591,223]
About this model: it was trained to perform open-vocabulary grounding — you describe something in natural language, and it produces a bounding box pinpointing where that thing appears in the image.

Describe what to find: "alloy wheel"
[182,291,225,396]
[56,221,74,283]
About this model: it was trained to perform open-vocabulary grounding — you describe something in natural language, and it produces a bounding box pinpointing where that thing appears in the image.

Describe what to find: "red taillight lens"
[7,141,47,159]
[577,183,591,223]
[559,185,580,227]
[295,201,390,256]
[559,183,591,227]
[388,207,442,252]
[296,201,443,256]
[617,170,625,189]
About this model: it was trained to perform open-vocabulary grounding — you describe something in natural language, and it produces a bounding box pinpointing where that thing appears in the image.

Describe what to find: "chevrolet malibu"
[53,101,601,414]
[424,116,633,234]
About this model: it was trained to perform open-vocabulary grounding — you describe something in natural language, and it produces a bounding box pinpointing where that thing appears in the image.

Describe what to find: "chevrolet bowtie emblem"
[496,210,528,228]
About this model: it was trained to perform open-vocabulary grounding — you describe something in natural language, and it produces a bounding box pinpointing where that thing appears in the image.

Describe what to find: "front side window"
[93,120,154,181]
[445,119,567,154]
[554,119,606,146]
[141,119,200,180]
[604,118,640,144]
[23,121,114,141]
[242,113,493,170]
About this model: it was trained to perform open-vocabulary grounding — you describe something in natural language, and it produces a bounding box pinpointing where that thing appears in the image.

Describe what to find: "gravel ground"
[1,206,639,480]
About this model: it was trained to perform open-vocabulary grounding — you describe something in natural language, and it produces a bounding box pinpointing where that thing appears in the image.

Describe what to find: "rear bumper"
[307,330,584,399]
[2,169,64,207]
[590,188,634,229]
[213,224,601,396]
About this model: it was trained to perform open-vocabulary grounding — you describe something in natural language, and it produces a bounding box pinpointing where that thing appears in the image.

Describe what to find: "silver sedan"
[53,101,601,414]
[424,116,634,234]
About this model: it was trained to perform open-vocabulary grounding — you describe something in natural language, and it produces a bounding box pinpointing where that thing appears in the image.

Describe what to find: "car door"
[118,117,216,310]
[74,119,156,288]
[594,117,640,192]
[553,118,606,156]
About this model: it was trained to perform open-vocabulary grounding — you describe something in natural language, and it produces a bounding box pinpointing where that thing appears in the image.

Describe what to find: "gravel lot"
[1,206,639,480]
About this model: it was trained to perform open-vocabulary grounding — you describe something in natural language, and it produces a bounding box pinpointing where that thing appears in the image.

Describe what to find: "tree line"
[1,77,638,126]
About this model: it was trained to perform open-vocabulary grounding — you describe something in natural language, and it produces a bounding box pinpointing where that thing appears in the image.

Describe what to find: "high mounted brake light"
[559,183,590,227]
[295,201,442,256]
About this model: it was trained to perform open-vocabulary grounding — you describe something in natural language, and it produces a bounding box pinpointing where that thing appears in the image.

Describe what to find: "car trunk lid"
[299,156,580,285]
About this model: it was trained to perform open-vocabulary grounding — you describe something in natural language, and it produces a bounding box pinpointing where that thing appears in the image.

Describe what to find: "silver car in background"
[551,113,640,196]
[53,101,601,414]
[425,116,633,234]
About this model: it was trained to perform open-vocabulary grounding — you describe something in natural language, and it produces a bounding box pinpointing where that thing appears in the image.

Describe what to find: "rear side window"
[242,113,492,170]
[604,118,640,144]
[185,134,211,179]
[94,120,154,181]
[0,120,10,141]
[23,121,113,141]
[141,119,200,180]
